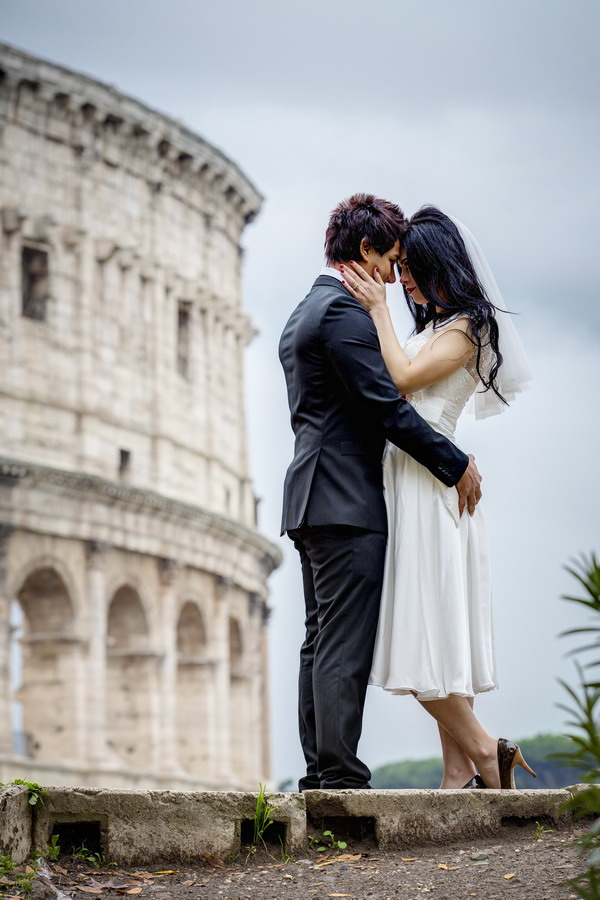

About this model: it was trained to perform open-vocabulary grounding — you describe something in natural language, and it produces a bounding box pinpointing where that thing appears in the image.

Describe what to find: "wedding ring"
[353,282,360,289]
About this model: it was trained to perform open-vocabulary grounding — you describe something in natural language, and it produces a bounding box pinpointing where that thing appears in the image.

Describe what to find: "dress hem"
[368,681,498,700]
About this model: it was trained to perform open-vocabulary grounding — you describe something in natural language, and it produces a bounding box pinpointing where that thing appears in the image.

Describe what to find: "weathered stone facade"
[0,44,280,790]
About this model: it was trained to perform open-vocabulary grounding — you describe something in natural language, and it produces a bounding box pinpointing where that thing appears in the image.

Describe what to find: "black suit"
[279,275,468,789]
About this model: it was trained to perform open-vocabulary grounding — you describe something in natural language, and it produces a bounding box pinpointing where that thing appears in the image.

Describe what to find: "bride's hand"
[340,261,387,312]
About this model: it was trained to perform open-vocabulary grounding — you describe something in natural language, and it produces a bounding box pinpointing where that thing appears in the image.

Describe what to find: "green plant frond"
[588,817,600,836]
[561,596,600,615]
[562,626,600,637]
[564,553,600,592]
[564,642,600,659]
[557,552,600,898]
[556,679,585,704]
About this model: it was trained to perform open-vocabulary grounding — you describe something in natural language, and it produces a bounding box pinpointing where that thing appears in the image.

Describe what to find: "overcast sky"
[2,0,599,788]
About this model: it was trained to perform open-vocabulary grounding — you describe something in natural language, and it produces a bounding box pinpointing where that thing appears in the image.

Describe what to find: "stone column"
[158,558,181,775]
[85,541,109,768]
[213,576,232,783]
[0,526,15,755]
[260,603,272,783]
[246,593,263,785]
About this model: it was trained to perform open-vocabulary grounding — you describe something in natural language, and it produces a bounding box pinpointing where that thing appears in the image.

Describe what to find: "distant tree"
[372,757,443,789]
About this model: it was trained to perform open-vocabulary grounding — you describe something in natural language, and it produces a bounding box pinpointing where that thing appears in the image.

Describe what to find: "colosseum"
[0,43,281,791]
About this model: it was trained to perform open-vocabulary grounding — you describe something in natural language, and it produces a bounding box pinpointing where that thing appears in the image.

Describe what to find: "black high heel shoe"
[462,774,486,789]
[497,738,537,789]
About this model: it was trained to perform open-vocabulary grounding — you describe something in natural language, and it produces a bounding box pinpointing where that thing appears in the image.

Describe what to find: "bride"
[340,206,533,789]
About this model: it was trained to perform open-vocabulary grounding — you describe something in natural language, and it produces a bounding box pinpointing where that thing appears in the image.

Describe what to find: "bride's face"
[398,253,427,305]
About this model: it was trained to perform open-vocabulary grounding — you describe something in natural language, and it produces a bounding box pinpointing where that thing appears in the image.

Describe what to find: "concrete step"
[0,784,585,865]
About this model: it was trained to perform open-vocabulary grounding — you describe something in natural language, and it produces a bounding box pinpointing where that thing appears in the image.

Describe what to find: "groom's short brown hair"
[324,193,407,264]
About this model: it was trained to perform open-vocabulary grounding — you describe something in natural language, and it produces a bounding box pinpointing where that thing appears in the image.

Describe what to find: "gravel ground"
[8,823,589,900]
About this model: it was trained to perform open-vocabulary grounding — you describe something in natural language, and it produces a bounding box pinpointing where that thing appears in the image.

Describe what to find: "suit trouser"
[289,525,387,790]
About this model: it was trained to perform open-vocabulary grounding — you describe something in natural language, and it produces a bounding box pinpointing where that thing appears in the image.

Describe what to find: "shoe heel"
[515,748,536,779]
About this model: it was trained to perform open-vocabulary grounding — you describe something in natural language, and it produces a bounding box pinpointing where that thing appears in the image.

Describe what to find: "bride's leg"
[436,698,477,788]
[418,695,500,789]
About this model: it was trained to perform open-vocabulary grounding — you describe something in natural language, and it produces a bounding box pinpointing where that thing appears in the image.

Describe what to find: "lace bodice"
[402,321,479,440]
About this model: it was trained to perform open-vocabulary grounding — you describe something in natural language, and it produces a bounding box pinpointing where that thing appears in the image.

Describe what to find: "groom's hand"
[456,454,482,517]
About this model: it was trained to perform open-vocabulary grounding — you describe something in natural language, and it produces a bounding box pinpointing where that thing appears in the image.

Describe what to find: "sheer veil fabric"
[449,215,532,419]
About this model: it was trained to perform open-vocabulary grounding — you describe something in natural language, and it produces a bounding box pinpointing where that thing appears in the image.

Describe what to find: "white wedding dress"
[369,318,498,699]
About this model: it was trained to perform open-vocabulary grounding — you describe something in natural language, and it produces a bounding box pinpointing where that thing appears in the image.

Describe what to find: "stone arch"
[9,553,83,625]
[107,584,149,651]
[105,568,157,649]
[13,566,80,761]
[176,600,207,658]
[175,600,215,776]
[106,584,156,769]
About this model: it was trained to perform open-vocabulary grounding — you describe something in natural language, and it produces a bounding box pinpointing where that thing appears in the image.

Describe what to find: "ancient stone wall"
[0,44,280,791]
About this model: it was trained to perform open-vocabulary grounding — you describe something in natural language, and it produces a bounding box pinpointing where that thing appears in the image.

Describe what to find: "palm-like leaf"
[557,553,600,898]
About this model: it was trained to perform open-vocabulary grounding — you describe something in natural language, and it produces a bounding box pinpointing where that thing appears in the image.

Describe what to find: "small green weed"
[0,854,39,897]
[278,835,293,864]
[45,834,61,860]
[533,821,555,839]
[71,843,106,868]
[242,843,257,863]
[317,829,348,852]
[0,851,16,876]
[0,778,49,806]
[252,784,274,845]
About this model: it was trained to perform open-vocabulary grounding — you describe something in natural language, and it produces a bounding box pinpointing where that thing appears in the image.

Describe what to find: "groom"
[279,194,482,791]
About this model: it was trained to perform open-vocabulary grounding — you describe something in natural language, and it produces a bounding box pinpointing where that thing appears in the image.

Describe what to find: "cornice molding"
[0,456,282,575]
[0,42,263,225]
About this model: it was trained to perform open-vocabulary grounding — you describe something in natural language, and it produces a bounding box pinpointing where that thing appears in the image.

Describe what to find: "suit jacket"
[278,275,469,535]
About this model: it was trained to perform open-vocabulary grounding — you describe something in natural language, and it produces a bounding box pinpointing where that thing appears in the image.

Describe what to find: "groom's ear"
[359,238,372,262]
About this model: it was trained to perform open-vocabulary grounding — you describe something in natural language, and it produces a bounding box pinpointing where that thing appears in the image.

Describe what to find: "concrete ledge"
[33,788,307,864]
[304,788,578,849]
[0,785,32,863]
[0,785,588,864]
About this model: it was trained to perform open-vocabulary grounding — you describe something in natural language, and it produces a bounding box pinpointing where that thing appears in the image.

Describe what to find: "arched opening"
[14,567,78,761]
[177,601,206,657]
[176,601,214,776]
[107,586,148,651]
[106,586,155,769]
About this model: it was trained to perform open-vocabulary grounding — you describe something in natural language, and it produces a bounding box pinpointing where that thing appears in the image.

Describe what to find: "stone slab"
[33,788,307,864]
[0,784,32,863]
[304,787,580,849]
[0,786,587,865]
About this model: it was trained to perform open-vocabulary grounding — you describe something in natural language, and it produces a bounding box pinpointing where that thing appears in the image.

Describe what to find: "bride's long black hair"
[402,206,506,404]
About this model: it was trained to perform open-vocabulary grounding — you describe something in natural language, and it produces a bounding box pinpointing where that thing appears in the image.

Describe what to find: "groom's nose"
[387,269,396,284]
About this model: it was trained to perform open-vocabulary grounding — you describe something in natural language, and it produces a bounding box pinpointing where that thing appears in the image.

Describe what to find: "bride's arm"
[341,262,474,394]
